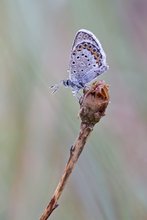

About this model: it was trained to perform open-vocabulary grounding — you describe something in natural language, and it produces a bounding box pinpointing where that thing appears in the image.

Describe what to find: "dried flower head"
[79,80,110,126]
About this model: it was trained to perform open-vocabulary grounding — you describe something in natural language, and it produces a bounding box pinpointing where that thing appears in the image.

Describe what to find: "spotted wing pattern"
[69,29,108,86]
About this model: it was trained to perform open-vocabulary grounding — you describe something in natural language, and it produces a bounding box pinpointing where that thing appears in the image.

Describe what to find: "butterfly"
[51,29,109,98]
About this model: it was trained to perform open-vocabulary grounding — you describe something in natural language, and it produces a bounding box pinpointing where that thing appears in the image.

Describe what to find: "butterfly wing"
[69,39,108,86]
[69,29,108,86]
[72,29,105,53]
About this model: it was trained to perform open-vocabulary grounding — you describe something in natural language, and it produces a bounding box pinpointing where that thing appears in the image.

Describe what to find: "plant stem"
[39,80,110,220]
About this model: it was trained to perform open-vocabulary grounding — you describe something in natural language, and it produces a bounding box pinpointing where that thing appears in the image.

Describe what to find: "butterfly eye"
[72,61,75,64]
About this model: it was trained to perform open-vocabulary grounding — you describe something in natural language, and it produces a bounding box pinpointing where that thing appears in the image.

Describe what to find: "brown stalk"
[40,80,110,220]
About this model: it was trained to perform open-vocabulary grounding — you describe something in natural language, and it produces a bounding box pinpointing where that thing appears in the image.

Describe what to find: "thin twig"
[40,81,110,220]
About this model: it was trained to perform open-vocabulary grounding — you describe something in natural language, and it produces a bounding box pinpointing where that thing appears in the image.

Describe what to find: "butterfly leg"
[72,89,82,100]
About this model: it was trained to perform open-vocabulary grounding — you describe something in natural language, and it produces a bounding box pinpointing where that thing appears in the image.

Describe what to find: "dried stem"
[40,80,110,220]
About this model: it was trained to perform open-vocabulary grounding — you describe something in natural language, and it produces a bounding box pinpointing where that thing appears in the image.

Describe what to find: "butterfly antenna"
[50,80,63,94]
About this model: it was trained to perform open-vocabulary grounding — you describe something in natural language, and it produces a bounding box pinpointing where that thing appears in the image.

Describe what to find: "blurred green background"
[1,0,147,220]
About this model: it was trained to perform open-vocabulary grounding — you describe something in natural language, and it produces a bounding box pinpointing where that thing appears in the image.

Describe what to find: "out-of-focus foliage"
[0,0,147,219]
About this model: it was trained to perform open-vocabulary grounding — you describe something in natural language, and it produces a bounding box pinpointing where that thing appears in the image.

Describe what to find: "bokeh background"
[1,0,147,220]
